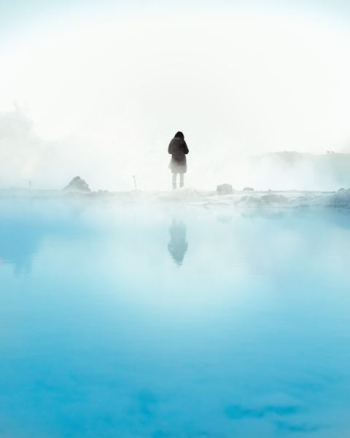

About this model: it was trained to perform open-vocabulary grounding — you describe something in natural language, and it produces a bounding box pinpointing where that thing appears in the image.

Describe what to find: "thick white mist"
[0,8,350,190]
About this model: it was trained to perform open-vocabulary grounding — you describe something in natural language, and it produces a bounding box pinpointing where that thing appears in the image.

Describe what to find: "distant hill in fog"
[255,151,350,166]
[250,151,350,190]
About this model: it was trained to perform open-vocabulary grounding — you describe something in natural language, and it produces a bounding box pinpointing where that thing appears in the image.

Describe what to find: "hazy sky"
[0,0,350,190]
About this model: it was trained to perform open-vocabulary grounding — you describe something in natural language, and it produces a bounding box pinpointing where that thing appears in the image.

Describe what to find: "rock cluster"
[64,177,91,193]
[216,184,233,195]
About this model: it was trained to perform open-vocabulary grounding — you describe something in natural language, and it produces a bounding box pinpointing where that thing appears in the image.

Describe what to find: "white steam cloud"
[0,8,350,190]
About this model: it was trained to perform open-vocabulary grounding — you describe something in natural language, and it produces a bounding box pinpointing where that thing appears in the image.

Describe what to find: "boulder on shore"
[324,188,350,208]
[64,176,91,193]
[216,184,233,195]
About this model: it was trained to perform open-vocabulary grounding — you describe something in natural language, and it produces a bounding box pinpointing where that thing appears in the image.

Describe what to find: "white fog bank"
[0,8,350,190]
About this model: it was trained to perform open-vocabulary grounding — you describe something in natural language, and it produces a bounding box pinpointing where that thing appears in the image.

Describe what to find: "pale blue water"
[1,198,350,438]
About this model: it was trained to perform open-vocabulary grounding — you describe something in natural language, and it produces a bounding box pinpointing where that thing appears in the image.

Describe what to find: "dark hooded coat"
[168,136,189,174]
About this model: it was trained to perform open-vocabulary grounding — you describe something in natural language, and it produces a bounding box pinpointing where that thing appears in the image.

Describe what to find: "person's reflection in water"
[168,219,188,266]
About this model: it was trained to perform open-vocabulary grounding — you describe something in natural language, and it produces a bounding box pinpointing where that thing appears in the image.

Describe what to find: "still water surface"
[0,198,350,438]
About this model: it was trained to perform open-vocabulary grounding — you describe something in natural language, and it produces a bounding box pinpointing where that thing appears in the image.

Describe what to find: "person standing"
[168,131,189,189]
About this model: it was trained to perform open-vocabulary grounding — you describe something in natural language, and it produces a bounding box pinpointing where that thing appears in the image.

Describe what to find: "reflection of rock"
[168,219,188,266]
[64,176,91,192]
[216,184,233,195]
[243,187,254,192]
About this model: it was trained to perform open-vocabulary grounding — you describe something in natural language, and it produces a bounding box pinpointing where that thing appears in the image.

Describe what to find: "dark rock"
[216,184,233,195]
[64,176,91,192]
[243,187,254,192]
[325,188,350,207]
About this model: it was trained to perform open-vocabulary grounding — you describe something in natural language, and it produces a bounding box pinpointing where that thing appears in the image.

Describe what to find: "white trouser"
[172,173,184,189]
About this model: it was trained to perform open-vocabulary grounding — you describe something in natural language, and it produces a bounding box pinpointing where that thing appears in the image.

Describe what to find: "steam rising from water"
[0,7,350,190]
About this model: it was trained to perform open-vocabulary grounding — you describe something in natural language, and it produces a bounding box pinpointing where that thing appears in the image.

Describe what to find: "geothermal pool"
[0,198,350,438]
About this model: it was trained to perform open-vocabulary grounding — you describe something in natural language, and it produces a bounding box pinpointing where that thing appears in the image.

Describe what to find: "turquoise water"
[1,198,350,438]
